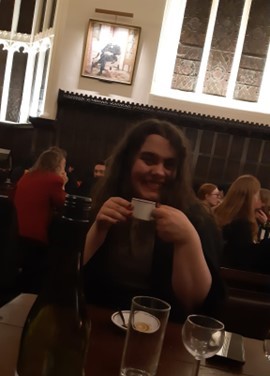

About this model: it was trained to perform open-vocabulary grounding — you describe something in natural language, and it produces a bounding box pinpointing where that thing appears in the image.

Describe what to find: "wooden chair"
[218,267,270,340]
[220,266,270,293]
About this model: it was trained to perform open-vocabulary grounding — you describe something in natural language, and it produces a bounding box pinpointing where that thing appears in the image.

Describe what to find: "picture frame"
[81,19,141,85]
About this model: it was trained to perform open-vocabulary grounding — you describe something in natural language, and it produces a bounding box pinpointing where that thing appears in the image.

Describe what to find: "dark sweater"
[83,204,225,321]
[221,219,270,274]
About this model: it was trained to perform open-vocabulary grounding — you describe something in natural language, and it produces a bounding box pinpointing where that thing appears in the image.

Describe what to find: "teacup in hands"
[131,198,156,221]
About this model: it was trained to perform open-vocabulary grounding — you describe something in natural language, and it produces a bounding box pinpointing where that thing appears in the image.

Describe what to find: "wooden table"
[0,294,269,376]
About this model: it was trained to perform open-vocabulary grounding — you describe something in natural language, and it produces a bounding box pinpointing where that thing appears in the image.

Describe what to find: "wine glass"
[182,314,225,376]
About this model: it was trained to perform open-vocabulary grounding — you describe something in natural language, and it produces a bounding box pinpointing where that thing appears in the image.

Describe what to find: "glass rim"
[132,295,171,311]
[187,314,225,330]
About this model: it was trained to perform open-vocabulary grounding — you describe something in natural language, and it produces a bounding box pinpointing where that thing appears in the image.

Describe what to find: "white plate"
[111,310,160,333]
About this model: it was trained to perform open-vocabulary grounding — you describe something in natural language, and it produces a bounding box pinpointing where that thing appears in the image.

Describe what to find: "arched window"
[152,0,270,113]
[0,0,57,123]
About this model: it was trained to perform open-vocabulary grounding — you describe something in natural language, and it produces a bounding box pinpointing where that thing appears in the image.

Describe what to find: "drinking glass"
[120,296,171,376]
[182,314,225,376]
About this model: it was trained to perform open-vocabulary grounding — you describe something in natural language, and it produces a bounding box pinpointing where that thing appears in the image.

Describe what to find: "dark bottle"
[16,206,91,376]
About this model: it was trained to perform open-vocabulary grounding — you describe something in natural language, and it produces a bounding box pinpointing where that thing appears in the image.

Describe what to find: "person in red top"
[14,147,68,293]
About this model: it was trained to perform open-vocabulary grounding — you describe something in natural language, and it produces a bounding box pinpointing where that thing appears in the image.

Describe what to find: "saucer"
[111,310,160,333]
[111,310,130,331]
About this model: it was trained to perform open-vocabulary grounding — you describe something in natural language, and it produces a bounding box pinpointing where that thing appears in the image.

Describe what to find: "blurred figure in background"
[258,188,270,240]
[78,160,106,197]
[197,183,222,213]
[214,175,270,274]
[260,188,270,218]
[14,147,68,293]
[65,162,81,195]
[93,161,106,178]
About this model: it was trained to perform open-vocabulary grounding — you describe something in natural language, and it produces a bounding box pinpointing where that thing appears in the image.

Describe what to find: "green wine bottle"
[16,216,91,376]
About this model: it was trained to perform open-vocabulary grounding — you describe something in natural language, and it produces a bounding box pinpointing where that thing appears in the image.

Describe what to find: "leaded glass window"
[154,0,270,113]
[168,0,270,104]
[0,0,57,123]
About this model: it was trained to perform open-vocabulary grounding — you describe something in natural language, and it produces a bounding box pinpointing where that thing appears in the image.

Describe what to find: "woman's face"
[205,188,220,207]
[130,134,177,201]
[56,158,66,176]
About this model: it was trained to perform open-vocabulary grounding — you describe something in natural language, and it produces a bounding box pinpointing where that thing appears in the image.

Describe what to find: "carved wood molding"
[57,90,270,139]
[29,116,56,131]
[0,121,32,129]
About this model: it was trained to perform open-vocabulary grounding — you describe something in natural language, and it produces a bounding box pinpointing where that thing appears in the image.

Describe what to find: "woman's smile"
[131,134,176,201]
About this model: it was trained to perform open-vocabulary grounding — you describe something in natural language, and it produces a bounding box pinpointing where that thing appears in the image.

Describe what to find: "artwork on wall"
[81,19,141,85]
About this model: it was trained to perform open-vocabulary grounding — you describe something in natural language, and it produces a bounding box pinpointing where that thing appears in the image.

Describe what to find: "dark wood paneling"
[262,140,270,162]
[214,133,230,157]
[1,90,270,190]
[55,96,148,178]
[54,90,270,188]
[29,116,57,157]
[0,122,34,167]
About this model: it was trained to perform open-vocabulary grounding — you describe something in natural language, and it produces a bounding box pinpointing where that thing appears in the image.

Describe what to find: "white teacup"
[131,198,156,221]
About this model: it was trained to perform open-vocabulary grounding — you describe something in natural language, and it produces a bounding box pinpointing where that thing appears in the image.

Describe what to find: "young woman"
[214,175,270,273]
[197,183,221,211]
[14,146,68,293]
[83,119,224,319]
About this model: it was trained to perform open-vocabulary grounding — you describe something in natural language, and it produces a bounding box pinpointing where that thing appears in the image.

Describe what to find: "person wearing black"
[65,163,80,195]
[77,161,106,197]
[83,119,225,320]
[214,175,270,274]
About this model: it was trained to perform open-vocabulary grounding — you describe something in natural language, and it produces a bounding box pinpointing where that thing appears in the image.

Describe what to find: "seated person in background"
[65,162,81,195]
[93,161,106,178]
[214,174,270,274]
[258,188,270,240]
[77,160,106,197]
[197,183,222,212]
[83,119,225,320]
[14,147,68,293]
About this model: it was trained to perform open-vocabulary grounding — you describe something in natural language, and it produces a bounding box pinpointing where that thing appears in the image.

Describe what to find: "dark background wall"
[0,89,270,190]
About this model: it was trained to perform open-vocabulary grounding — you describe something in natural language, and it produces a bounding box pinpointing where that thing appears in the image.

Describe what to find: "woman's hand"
[56,167,68,188]
[256,209,268,225]
[152,204,212,311]
[60,171,68,187]
[84,197,132,264]
[152,205,196,244]
[96,197,133,231]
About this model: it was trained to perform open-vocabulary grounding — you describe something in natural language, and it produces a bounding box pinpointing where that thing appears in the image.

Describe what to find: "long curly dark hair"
[91,118,198,216]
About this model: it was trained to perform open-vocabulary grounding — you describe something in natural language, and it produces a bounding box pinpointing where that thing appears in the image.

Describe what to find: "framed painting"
[81,19,141,85]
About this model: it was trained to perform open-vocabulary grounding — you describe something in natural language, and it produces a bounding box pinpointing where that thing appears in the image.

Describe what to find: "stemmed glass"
[182,314,225,376]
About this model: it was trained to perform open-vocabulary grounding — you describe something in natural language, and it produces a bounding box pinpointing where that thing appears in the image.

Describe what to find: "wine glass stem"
[192,359,200,376]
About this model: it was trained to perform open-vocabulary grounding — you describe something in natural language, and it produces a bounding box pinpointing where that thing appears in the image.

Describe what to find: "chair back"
[218,267,270,340]
[220,266,270,293]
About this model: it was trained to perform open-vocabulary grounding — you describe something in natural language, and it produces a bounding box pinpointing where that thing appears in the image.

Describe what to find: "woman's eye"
[141,155,156,165]
[164,160,176,171]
